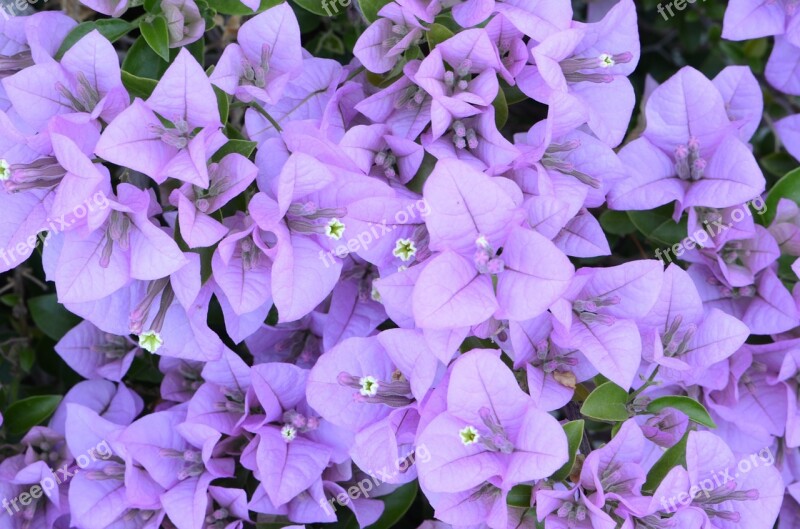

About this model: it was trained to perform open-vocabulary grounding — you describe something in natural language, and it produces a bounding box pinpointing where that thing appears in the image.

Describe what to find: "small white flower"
[459,425,480,446]
[359,375,379,397]
[0,159,10,181]
[138,331,163,353]
[281,424,298,442]
[325,218,345,240]
[393,238,417,262]
[598,53,615,68]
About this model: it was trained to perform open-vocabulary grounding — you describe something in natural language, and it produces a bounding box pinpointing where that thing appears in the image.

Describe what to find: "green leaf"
[760,152,798,178]
[600,210,636,236]
[0,294,18,307]
[492,88,508,130]
[743,38,769,59]
[765,166,800,225]
[28,294,80,341]
[144,0,161,12]
[122,36,169,79]
[643,432,688,493]
[551,420,585,482]
[211,140,258,162]
[358,0,391,22]
[207,0,279,14]
[140,15,171,62]
[406,152,437,194]
[646,396,716,428]
[19,348,35,373]
[56,19,136,60]
[501,80,527,105]
[214,86,230,124]
[121,71,159,99]
[426,23,455,48]
[186,37,205,64]
[432,13,460,33]
[628,204,687,246]
[580,381,630,422]
[292,0,333,16]
[365,481,417,529]
[126,354,165,384]
[319,32,346,55]
[4,395,63,435]
[506,484,532,507]
[404,45,422,61]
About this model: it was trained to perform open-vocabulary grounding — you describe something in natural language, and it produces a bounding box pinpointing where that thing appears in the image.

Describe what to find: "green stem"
[629,366,660,402]
[345,66,366,83]
[249,101,283,133]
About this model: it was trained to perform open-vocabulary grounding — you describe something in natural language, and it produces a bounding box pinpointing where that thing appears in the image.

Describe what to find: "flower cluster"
[1,1,800,529]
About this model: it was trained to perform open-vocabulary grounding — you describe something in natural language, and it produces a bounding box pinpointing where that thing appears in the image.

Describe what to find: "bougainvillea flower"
[650,431,784,526]
[162,0,205,48]
[354,0,436,74]
[517,0,640,147]
[722,0,800,46]
[51,183,187,303]
[210,4,302,104]
[450,0,572,43]
[306,335,420,432]
[119,409,235,529]
[169,153,257,248]
[339,124,424,184]
[3,30,128,131]
[416,350,568,492]
[640,264,750,390]
[414,160,573,326]
[549,260,663,389]
[608,66,765,213]
[55,320,139,382]
[411,47,499,140]
[96,48,222,185]
[244,57,342,142]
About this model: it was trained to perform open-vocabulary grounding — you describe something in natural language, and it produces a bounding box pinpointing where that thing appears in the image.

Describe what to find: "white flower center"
[325,218,345,240]
[359,375,379,397]
[598,53,615,68]
[393,238,417,261]
[281,424,297,442]
[138,330,164,353]
[0,159,10,181]
[460,425,480,446]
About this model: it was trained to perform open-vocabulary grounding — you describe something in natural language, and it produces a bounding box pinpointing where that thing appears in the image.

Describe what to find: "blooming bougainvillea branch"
[1,0,800,529]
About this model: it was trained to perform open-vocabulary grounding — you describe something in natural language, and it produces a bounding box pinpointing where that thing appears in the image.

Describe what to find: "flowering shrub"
[2,0,800,528]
